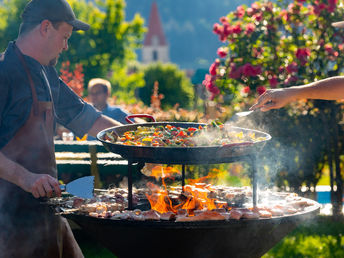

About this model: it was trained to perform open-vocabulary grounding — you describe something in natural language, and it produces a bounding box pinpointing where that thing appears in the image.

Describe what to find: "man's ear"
[39,20,52,36]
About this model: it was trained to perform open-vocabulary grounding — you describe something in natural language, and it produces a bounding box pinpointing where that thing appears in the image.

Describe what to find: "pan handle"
[125,114,156,124]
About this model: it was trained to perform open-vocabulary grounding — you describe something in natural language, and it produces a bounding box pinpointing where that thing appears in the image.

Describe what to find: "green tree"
[0,0,146,92]
[0,0,27,49]
[110,61,145,103]
[139,62,194,109]
[61,0,145,85]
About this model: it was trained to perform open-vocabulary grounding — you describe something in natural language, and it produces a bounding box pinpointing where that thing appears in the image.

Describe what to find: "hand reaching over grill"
[24,173,61,198]
[250,88,299,112]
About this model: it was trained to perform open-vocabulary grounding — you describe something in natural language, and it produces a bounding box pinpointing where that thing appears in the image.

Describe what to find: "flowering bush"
[60,61,85,97]
[204,0,344,215]
[204,0,344,107]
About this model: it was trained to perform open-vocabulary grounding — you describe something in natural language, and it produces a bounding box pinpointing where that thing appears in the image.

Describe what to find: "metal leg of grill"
[182,164,186,191]
[249,155,258,207]
[128,160,133,210]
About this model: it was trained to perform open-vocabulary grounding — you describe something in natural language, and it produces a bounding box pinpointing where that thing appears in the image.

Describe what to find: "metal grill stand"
[126,154,258,210]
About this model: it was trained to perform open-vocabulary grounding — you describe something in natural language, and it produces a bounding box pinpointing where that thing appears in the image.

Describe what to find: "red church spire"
[143,2,167,46]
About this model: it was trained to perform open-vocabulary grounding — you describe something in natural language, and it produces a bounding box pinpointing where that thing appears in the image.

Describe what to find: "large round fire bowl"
[65,202,320,258]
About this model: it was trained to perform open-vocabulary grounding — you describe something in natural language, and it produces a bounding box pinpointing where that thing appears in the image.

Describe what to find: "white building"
[142,2,169,64]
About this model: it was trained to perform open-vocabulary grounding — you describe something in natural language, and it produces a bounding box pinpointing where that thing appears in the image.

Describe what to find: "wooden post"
[89,145,103,188]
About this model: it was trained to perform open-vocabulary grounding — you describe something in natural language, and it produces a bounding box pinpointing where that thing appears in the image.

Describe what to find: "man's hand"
[22,173,61,198]
[0,152,62,198]
[250,88,298,112]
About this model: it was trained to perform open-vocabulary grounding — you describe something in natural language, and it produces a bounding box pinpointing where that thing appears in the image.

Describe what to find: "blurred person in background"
[88,78,130,124]
[87,78,131,140]
[0,0,123,257]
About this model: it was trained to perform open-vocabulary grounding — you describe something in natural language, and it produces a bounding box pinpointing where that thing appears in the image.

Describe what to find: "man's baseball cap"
[22,0,90,31]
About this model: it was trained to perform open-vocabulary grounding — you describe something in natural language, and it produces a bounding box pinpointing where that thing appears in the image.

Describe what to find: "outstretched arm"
[87,114,122,137]
[250,76,344,111]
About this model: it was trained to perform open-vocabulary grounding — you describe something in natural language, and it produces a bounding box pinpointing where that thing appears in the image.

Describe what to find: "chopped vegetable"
[104,122,267,147]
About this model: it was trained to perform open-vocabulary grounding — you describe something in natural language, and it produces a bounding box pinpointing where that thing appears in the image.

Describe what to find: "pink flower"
[251,2,260,11]
[210,89,220,100]
[229,64,243,79]
[286,62,298,74]
[246,8,254,17]
[209,63,217,76]
[242,86,251,94]
[280,10,290,22]
[324,44,333,54]
[242,63,262,77]
[257,86,266,95]
[213,23,222,35]
[245,23,256,34]
[202,74,214,89]
[312,2,327,15]
[288,3,301,14]
[232,24,242,34]
[236,6,245,19]
[269,76,278,88]
[296,48,311,65]
[253,13,263,22]
[328,0,337,13]
[203,73,220,99]
[223,23,233,37]
[220,16,229,24]
[338,44,344,51]
[217,47,228,58]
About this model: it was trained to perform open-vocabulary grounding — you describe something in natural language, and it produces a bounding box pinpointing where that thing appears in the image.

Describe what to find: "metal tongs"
[229,110,257,122]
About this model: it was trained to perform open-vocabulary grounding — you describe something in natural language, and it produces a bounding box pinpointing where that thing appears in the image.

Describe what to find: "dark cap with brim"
[22,0,90,31]
[332,21,344,28]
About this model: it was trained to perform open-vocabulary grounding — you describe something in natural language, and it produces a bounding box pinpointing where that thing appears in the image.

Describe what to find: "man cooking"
[0,0,122,257]
[251,23,344,111]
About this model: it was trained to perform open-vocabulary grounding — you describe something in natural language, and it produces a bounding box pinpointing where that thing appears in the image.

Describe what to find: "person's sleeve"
[106,107,130,124]
[55,79,101,137]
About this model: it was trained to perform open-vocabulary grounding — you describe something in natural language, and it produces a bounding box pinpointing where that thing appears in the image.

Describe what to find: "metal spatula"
[60,176,94,199]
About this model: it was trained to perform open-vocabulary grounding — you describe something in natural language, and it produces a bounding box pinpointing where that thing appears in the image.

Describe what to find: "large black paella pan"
[97,115,271,164]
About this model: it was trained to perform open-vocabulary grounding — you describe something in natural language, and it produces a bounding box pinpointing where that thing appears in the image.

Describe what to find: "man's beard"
[48,57,58,66]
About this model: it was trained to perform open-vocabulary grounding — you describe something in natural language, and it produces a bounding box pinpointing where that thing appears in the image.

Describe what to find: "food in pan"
[103,121,268,147]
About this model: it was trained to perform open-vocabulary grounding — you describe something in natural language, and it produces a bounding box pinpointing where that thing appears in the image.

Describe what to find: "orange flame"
[146,179,225,215]
[146,179,178,214]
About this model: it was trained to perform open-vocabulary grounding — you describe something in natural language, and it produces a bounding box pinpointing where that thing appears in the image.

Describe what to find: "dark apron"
[0,45,83,258]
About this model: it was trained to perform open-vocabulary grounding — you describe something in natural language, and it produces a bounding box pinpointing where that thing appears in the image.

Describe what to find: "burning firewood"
[175,210,226,222]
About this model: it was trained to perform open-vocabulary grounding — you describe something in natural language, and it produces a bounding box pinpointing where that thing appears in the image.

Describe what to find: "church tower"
[142,2,169,64]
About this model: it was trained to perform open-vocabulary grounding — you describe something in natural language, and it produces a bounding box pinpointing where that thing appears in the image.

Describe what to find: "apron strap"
[14,44,39,116]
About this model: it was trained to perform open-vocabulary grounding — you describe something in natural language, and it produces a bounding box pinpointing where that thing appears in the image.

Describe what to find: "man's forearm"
[0,152,29,189]
[87,115,122,137]
[292,76,344,101]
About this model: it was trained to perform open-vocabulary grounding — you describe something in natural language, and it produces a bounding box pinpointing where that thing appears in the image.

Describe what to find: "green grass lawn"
[263,216,344,258]
[75,215,344,258]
